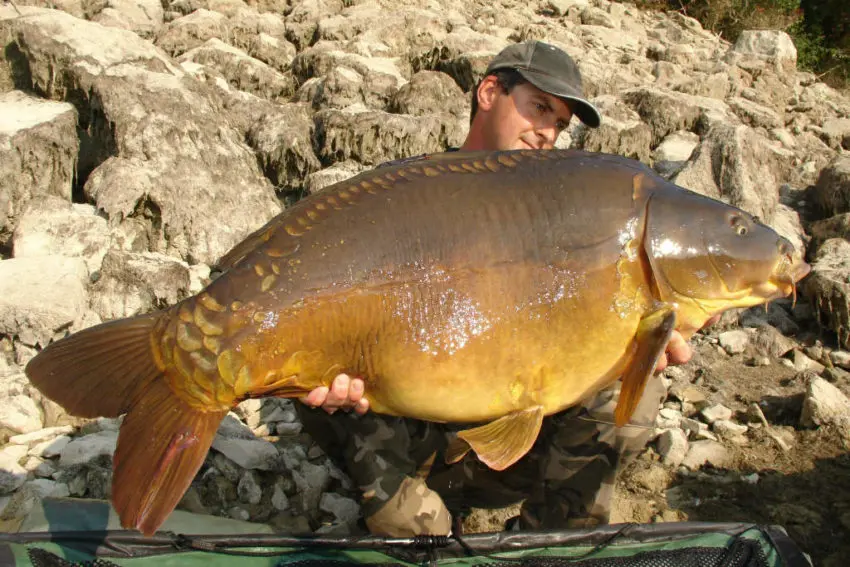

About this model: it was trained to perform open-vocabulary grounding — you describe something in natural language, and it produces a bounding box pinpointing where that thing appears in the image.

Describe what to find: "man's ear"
[476,75,502,112]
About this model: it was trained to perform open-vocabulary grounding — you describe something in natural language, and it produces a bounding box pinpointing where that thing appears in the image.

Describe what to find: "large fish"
[26,149,809,536]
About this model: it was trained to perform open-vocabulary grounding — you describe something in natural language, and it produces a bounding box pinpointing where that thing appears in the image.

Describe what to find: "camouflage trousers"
[295,375,667,536]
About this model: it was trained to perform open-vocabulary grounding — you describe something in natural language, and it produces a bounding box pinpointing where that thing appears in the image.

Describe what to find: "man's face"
[478,76,574,151]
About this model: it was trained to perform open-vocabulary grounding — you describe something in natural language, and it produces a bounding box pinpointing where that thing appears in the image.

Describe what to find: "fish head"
[644,189,811,333]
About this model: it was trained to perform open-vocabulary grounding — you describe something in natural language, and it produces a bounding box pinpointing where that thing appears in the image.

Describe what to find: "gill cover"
[644,188,794,305]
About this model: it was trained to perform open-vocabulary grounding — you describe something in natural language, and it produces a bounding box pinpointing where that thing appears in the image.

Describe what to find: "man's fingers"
[666,331,692,366]
[299,386,329,408]
[354,397,370,416]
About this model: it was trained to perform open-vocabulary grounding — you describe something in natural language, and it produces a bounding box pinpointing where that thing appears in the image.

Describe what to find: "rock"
[682,440,731,470]
[803,239,850,349]
[0,91,78,250]
[9,426,74,446]
[234,399,263,430]
[89,250,192,320]
[319,492,359,526]
[819,118,850,151]
[572,96,652,162]
[810,155,850,218]
[652,131,699,178]
[237,471,263,505]
[713,419,749,439]
[12,198,111,276]
[211,437,279,470]
[178,38,296,102]
[87,0,165,38]
[727,97,783,129]
[673,124,790,224]
[830,350,850,370]
[0,395,44,435]
[656,428,688,467]
[284,0,345,50]
[25,478,70,499]
[790,350,825,374]
[246,103,321,194]
[58,431,118,467]
[30,435,71,459]
[747,324,797,359]
[718,330,749,355]
[388,70,467,120]
[292,460,330,513]
[2,9,280,266]
[701,404,733,424]
[621,86,734,147]
[271,480,290,511]
[154,9,230,56]
[728,30,797,76]
[304,161,366,195]
[0,452,28,494]
[216,413,257,440]
[315,108,463,167]
[0,256,88,348]
[800,376,850,439]
[548,0,587,16]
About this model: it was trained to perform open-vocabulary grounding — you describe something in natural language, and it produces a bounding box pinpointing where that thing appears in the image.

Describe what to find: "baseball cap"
[486,41,601,128]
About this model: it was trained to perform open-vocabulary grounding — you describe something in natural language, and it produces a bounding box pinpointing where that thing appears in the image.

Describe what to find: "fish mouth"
[764,259,812,304]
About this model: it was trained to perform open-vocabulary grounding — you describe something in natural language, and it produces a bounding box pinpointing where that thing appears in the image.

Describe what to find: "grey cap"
[486,41,601,128]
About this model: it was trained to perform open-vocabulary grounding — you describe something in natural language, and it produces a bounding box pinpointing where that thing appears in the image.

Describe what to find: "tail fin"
[112,378,226,535]
[25,311,227,535]
[25,312,164,418]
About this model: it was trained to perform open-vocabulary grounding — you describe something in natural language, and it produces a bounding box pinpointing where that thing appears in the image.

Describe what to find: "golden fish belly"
[243,260,652,423]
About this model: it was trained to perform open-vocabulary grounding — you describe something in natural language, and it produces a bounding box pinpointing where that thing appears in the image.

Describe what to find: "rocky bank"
[1,0,850,564]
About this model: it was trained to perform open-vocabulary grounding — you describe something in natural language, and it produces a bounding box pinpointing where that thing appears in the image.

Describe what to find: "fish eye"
[729,215,749,236]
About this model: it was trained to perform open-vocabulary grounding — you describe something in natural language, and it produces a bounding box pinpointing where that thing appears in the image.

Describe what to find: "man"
[296,40,695,536]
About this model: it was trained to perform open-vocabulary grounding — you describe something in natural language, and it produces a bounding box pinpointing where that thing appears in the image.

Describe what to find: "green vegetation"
[632,0,849,90]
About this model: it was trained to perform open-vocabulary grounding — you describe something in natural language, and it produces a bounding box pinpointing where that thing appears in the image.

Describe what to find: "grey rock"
[292,460,330,513]
[59,431,118,467]
[271,480,290,511]
[211,437,279,470]
[682,440,731,470]
[810,155,850,217]
[319,492,360,525]
[800,376,850,439]
[237,471,263,505]
[718,330,749,355]
[30,435,72,459]
[0,257,88,348]
[9,426,74,446]
[89,250,192,321]
[0,395,44,435]
[0,91,78,250]
[0,452,27,494]
[701,404,733,424]
[656,428,688,467]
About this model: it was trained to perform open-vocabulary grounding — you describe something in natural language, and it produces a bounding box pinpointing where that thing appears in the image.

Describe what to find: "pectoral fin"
[445,406,544,471]
[614,308,677,427]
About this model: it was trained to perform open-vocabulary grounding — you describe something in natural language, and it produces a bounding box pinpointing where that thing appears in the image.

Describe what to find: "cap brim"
[516,69,602,129]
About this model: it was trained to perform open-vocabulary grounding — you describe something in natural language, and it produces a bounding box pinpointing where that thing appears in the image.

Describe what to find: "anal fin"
[614,308,677,427]
[446,406,544,471]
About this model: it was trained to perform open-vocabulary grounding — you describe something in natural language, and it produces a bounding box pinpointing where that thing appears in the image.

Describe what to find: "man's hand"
[299,373,370,415]
[654,315,722,373]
